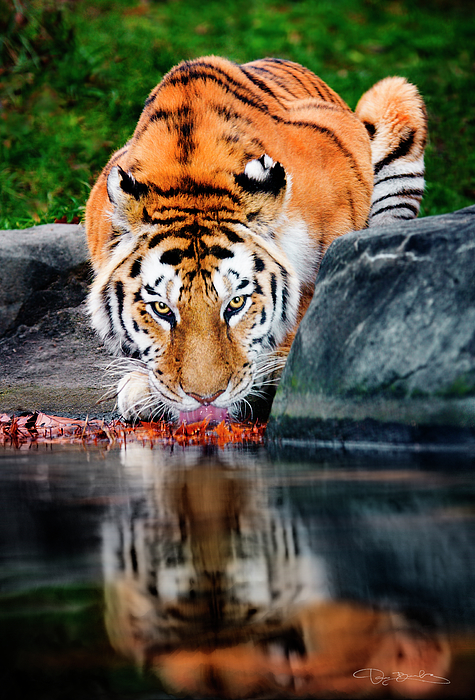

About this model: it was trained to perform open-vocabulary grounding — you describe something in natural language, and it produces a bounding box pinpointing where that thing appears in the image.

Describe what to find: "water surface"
[1,441,475,698]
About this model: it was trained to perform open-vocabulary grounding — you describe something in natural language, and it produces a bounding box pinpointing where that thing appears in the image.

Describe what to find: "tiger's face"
[88,156,303,421]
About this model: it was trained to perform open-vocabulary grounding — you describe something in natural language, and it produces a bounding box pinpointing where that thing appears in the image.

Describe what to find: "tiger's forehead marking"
[141,250,182,305]
[140,241,256,304]
[213,245,256,298]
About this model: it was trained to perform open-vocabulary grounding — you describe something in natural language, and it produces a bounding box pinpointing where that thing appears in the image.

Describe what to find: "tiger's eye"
[155,301,171,315]
[228,295,245,311]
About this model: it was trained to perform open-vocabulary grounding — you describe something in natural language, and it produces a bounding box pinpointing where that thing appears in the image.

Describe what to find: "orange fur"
[85,57,426,420]
[86,57,372,268]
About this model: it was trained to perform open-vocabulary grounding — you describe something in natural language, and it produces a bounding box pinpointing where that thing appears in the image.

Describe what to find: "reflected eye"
[228,295,246,312]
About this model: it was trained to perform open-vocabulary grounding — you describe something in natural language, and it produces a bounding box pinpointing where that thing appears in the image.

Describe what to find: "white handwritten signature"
[353,668,450,686]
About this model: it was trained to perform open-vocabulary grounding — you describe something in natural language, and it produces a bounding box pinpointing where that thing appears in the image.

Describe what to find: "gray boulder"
[0,224,89,336]
[0,224,116,418]
[268,206,475,446]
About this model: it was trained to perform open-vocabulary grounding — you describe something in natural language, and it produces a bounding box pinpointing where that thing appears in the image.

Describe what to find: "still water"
[1,441,475,699]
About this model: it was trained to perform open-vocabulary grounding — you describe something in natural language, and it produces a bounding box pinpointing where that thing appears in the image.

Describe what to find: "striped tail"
[355,76,427,227]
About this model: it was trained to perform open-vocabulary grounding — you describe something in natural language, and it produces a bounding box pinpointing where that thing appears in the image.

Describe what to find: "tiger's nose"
[185,390,224,406]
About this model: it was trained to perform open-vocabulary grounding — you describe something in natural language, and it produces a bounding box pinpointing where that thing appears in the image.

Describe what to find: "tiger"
[85,56,427,422]
[103,450,450,698]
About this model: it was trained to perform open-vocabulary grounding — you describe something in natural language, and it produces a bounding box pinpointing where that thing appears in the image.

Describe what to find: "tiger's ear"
[107,165,149,205]
[234,154,286,198]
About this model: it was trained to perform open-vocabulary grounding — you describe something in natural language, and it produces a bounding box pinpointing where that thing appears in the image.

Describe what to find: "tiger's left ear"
[234,154,287,198]
[107,165,149,206]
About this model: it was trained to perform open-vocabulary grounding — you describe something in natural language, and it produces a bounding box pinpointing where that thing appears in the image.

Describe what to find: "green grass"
[1,0,474,228]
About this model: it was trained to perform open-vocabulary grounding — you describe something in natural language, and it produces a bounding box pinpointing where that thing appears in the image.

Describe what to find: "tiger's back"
[85,56,426,422]
[87,56,372,266]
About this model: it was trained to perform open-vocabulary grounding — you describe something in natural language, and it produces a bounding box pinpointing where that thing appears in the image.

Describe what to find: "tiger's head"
[88,154,306,422]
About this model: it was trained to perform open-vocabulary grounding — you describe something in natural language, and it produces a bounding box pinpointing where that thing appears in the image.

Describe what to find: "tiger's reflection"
[102,448,450,698]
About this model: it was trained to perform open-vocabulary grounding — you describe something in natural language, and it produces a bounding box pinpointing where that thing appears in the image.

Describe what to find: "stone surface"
[268,206,475,447]
[0,224,89,336]
[0,305,117,419]
[0,224,116,418]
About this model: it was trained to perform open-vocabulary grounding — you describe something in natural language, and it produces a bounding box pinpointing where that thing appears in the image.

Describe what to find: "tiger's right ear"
[107,165,149,205]
[234,154,286,198]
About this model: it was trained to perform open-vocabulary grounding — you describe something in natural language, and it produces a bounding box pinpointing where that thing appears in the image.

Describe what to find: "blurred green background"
[1,0,474,229]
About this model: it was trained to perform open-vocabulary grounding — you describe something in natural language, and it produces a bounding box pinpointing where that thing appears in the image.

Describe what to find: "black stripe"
[151,204,238,217]
[371,188,424,208]
[219,226,244,244]
[240,65,287,109]
[372,202,419,217]
[149,104,192,123]
[142,207,152,223]
[160,248,185,266]
[148,108,174,123]
[149,180,242,204]
[270,273,277,307]
[257,58,328,101]
[102,288,113,335]
[374,171,424,186]
[110,225,123,239]
[314,78,338,103]
[117,166,150,200]
[165,62,270,116]
[177,116,195,163]
[107,145,130,168]
[144,87,160,108]
[148,231,190,246]
[107,240,142,278]
[212,102,253,125]
[251,334,267,346]
[267,58,342,105]
[114,280,136,353]
[277,261,289,282]
[281,286,288,323]
[149,232,168,248]
[130,258,142,278]
[247,63,311,99]
[209,245,234,260]
[254,255,265,272]
[374,129,416,175]
[363,121,376,139]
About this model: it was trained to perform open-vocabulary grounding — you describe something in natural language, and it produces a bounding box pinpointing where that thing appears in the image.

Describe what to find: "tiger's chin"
[116,371,232,424]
